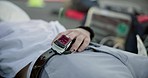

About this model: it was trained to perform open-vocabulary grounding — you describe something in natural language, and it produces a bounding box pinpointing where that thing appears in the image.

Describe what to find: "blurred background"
[8,0,148,28]
[0,0,148,55]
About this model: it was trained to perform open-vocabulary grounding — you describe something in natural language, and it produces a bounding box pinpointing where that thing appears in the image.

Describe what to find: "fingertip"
[78,49,82,52]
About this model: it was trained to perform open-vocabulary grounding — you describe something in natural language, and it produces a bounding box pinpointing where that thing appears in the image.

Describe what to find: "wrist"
[77,26,94,40]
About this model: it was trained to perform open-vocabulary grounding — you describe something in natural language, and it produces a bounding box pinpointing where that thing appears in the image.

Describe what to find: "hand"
[52,28,91,52]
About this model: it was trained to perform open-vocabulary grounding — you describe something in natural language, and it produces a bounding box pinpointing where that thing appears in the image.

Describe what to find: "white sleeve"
[0,1,30,22]
[0,20,66,78]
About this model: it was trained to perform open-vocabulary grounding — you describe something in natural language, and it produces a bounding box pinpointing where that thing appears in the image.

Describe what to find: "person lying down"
[0,20,148,78]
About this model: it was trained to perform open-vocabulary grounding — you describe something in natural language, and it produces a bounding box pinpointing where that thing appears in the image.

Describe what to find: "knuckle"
[73,43,78,47]
[79,46,84,49]
[85,38,90,43]
[77,37,83,41]
[75,30,81,34]
[85,35,90,38]
[72,43,79,48]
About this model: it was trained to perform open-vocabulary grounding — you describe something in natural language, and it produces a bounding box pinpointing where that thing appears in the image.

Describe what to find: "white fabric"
[0,1,30,22]
[40,43,148,78]
[0,20,66,78]
[136,35,147,56]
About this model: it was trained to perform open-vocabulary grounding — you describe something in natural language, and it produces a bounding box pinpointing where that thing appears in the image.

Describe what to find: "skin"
[52,28,91,52]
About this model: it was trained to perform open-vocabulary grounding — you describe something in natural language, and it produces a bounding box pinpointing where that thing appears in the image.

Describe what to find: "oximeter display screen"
[52,35,72,54]
[58,35,71,45]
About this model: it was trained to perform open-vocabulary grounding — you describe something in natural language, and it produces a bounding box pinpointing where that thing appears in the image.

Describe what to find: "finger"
[70,34,85,52]
[51,30,71,44]
[78,37,90,52]
[66,31,80,40]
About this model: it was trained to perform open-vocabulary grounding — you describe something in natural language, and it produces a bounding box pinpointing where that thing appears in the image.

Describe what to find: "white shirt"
[0,1,30,22]
[0,20,66,78]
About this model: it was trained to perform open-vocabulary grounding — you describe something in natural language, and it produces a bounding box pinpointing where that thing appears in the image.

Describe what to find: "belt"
[30,48,72,78]
[30,49,56,78]
[30,42,101,78]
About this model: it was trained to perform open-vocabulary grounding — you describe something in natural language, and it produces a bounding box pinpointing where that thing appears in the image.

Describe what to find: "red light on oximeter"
[58,35,71,45]
[52,35,72,54]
